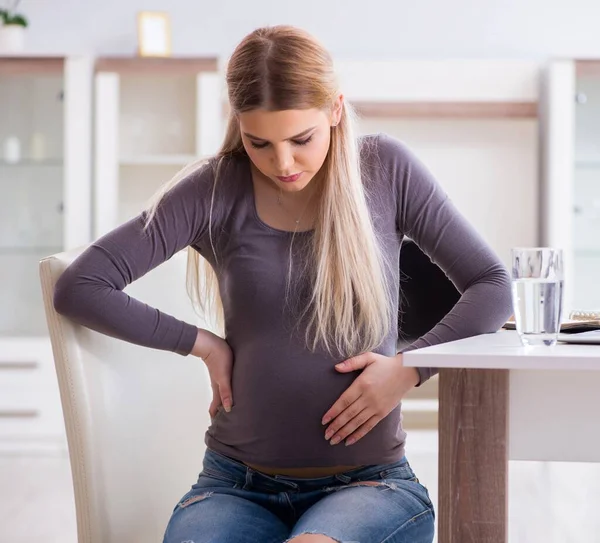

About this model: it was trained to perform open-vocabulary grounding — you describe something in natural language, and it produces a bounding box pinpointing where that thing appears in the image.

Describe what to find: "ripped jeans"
[163,448,435,543]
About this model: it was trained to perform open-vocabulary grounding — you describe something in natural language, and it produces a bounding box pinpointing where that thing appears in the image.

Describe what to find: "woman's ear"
[331,94,344,127]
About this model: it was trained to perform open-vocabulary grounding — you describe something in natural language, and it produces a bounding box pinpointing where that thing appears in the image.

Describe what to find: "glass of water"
[511,247,564,347]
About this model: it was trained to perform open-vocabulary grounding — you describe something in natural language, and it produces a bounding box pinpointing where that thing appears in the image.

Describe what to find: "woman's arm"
[379,134,513,385]
[54,164,217,356]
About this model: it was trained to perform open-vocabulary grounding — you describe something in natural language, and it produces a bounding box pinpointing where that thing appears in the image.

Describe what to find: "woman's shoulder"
[168,154,248,207]
[182,154,246,188]
[358,133,414,169]
[358,133,413,192]
[148,155,248,245]
[359,133,431,195]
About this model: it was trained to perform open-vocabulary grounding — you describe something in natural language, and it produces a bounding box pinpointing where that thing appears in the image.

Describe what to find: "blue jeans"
[163,448,435,543]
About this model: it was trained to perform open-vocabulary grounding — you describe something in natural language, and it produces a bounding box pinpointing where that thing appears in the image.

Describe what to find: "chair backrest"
[399,239,461,340]
[40,248,212,543]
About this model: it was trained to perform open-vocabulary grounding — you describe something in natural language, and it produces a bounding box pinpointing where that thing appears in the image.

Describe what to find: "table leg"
[437,368,509,543]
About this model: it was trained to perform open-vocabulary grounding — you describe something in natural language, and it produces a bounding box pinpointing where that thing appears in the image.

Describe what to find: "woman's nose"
[273,147,294,173]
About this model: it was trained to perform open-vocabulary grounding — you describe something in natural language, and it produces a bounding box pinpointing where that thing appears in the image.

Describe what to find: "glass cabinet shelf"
[119,154,197,166]
[0,159,63,167]
[0,246,63,254]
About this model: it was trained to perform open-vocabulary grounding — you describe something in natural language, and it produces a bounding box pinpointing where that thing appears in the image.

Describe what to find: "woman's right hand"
[192,329,234,418]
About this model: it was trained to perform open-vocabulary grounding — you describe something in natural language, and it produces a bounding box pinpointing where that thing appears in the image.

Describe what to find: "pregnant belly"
[208,346,356,451]
[205,340,403,467]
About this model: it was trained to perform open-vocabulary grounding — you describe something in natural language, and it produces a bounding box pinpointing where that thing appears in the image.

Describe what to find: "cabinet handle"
[0,361,39,370]
[0,410,39,418]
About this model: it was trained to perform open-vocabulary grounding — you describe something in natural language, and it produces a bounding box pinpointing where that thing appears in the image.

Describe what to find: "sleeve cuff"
[416,366,439,387]
[175,323,199,356]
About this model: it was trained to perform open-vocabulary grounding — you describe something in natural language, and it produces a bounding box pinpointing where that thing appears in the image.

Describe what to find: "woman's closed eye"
[250,136,313,150]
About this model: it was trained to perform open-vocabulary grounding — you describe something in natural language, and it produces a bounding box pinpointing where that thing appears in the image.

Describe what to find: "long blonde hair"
[146,26,393,357]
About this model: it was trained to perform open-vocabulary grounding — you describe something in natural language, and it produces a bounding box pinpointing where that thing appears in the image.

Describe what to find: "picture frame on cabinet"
[137,11,171,57]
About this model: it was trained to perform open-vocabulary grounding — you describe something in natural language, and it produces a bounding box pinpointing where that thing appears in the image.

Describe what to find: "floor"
[2,431,600,543]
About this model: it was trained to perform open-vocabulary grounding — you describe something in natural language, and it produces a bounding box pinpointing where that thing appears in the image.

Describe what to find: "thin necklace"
[277,188,312,227]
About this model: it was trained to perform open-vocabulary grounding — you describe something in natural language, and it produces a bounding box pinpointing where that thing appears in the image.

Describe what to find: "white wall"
[18,0,600,60]
[358,118,539,265]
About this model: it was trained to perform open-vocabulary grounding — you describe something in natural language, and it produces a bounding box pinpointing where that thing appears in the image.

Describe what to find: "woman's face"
[239,99,342,195]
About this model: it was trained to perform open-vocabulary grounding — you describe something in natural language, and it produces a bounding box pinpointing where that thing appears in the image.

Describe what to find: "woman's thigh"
[287,478,435,543]
[163,490,289,543]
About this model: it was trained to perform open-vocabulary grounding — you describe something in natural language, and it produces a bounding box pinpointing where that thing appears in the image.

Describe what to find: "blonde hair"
[146,25,393,357]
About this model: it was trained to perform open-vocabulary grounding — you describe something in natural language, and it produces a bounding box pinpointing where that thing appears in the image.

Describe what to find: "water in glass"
[512,277,564,346]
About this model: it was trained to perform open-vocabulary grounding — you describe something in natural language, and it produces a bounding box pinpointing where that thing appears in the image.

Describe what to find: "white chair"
[39,247,212,543]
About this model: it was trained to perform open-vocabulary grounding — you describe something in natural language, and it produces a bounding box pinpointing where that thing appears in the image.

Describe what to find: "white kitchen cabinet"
[543,60,600,313]
[93,57,223,237]
[0,56,93,451]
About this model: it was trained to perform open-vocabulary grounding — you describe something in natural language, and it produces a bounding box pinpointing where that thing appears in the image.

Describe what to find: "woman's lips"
[276,172,303,183]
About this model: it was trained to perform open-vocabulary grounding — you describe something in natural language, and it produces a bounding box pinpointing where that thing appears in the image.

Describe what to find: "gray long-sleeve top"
[54,134,512,467]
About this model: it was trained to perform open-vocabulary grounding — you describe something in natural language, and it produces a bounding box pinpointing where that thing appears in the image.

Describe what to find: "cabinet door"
[544,60,600,313]
[0,59,66,337]
[573,61,600,311]
[0,57,93,338]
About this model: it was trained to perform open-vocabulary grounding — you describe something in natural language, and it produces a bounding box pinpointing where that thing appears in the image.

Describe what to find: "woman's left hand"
[322,353,420,446]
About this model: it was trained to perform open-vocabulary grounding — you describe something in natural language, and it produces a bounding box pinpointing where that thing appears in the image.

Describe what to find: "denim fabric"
[163,448,435,543]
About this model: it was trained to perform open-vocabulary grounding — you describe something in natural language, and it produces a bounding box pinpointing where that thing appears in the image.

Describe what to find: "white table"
[403,330,600,543]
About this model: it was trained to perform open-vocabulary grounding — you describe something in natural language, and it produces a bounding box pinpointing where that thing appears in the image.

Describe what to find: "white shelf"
[0,246,62,254]
[119,154,198,166]
[0,159,63,167]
